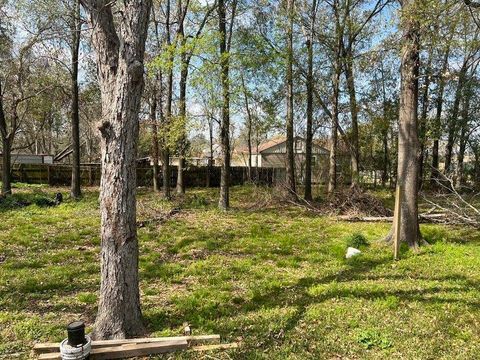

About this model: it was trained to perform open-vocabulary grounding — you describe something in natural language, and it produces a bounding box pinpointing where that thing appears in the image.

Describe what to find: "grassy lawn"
[1,184,480,359]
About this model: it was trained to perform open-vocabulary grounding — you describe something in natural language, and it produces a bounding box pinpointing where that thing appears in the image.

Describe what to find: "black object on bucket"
[67,321,87,347]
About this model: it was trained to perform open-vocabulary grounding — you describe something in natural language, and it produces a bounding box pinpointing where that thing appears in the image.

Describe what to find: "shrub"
[346,232,369,249]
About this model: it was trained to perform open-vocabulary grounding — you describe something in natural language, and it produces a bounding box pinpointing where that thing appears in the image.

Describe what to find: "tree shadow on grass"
[143,252,480,356]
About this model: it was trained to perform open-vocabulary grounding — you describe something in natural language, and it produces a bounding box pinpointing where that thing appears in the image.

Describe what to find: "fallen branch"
[337,213,465,224]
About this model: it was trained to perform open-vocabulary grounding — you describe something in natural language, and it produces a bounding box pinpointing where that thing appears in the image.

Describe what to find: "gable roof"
[236,136,329,155]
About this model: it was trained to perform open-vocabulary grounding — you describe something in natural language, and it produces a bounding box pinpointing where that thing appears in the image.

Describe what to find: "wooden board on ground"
[37,341,239,360]
[34,334,220,354]
[38,339,188,360]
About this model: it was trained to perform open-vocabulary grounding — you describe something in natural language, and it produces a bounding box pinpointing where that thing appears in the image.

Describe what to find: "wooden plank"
[91,334,220,347]
[191,342,239,352]
[34,335,220,354]
[38,339,188,360]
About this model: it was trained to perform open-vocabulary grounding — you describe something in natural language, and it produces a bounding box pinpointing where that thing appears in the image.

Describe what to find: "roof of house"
[236,136,328,154]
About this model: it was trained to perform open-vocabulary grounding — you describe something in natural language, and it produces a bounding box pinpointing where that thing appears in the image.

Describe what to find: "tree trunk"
[0,80,12,196]
[80,0,151,339]
[430,46,449,187]
[382,131,389,186]
[162,0,174,200]
[418,51,432,190]
[456,90,471,187]
[474,151,480,189]
[207,117,213,187]
[241,75,253,182]
[344,49,360,187]
[328,61,341,194]
[389,0,420,249]
[1,137,11,195]
[218,0,231,210]
[304,36,314,201]
[285,0,296,198]
[176,3,187,195]
[150,93,160,192]
[70,0,82,199]
[444,62,467,175]
[380,62,389,187]
[176,68,186,197]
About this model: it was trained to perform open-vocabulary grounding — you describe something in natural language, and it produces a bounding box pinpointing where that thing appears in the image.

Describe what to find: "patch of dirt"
[137,207,181,228]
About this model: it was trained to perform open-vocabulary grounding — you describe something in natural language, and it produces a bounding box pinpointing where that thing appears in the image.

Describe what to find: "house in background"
[232,136,335,184]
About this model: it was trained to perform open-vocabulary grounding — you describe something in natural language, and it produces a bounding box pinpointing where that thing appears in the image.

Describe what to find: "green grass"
[1,185,480,359]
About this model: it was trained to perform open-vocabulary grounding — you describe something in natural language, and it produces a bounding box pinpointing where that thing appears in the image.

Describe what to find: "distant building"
[231,136,343,184]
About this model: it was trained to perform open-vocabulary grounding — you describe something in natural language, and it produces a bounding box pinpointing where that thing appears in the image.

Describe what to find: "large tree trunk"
[389,0,420,249]
[285,0,296,197]
[80,0,151,339]
[218,0,231,210]
[430,47,449,187]
[70,0,82,199]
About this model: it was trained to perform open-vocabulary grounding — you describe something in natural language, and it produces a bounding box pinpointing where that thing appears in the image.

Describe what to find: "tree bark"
[285,0,296,198]
[80,0,151,339]
[389,0,420,249]
[218,0,231,210]
[70,0,82,199]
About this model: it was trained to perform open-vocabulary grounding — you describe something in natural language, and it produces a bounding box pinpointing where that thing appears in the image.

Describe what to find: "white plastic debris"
[346,247,361,259]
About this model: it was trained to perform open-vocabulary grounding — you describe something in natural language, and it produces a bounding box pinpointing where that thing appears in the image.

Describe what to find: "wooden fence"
[5,163,286,188]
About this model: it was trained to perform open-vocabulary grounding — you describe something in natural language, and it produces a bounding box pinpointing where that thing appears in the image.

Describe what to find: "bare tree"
[70,0,82,199]
[285,0,296,198]
[218,0,237,210]
[303,0,317,201]
[80,0,152,339]
[388,0,421,248]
